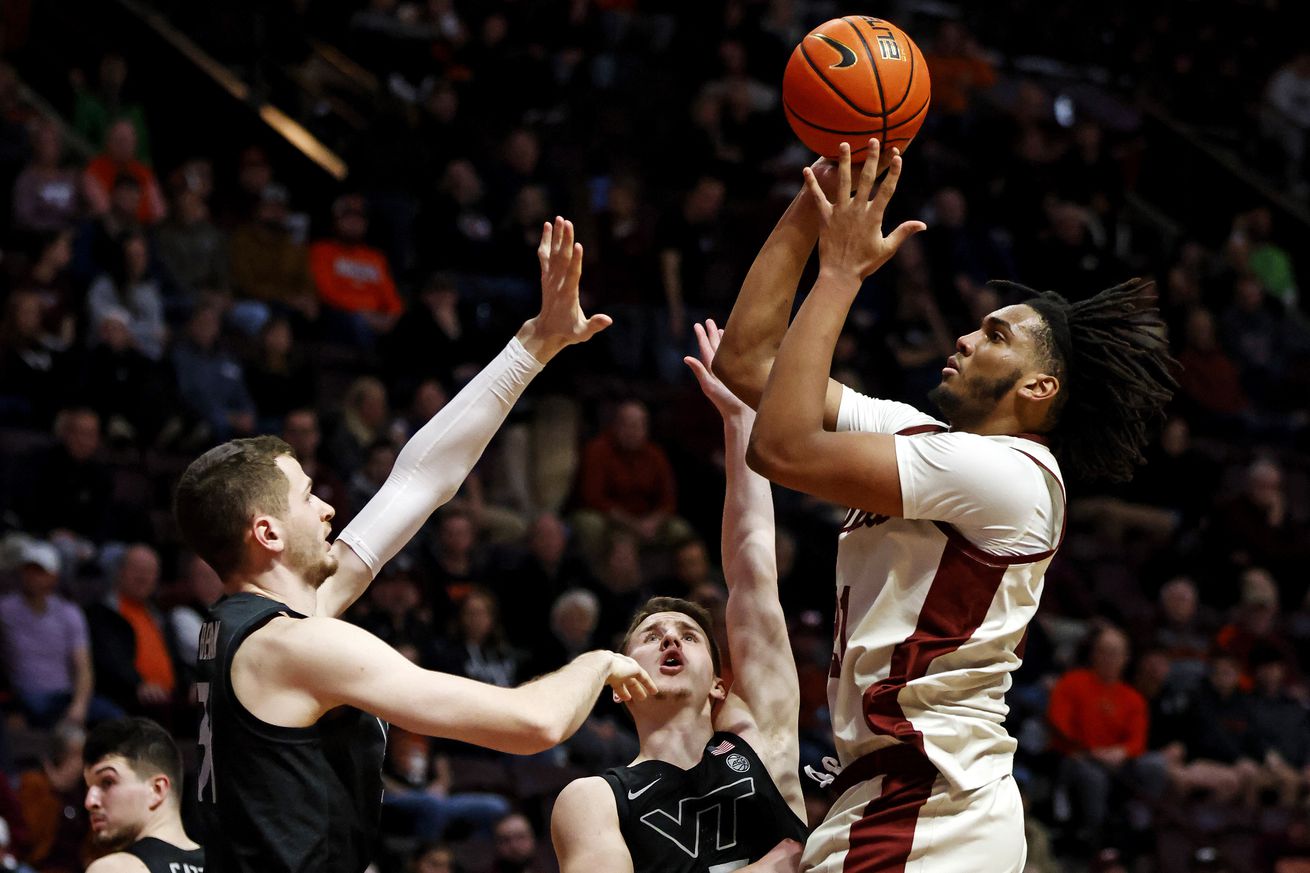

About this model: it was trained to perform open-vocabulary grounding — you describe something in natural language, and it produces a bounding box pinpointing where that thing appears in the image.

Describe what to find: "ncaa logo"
[726,753,750,773]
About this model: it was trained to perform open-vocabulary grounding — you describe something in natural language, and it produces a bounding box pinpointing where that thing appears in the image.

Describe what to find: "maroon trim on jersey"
[931,521,1057,566]
[896,423,948,436]
[861,539,1009,751]
[1011,432,1051,446]
[838,745,938,873]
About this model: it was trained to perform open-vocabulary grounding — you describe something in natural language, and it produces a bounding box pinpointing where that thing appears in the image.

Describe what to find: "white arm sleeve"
[337,337,543,576]
[836,385,944,435]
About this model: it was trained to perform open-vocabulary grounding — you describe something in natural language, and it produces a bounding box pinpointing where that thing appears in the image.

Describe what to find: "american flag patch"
[708,740,735,756]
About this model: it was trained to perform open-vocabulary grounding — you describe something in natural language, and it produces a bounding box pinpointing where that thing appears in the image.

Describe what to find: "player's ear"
[148,774,169,810]
[710,677,728,703]
[1018,372,1059,404]
[251,514,285,553]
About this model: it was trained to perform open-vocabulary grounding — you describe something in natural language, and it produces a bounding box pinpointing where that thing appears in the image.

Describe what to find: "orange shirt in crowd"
[578,433,677,518]
[1046,667,1148,757]
[83,155,167,225]
[119,597,175,693]
[308,240,403,315]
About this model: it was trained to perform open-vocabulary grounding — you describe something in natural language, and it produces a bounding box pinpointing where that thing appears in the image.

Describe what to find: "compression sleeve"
[337,337,544,576]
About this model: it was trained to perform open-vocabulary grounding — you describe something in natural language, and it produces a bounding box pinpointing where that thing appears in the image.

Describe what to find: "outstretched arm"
[264,617,654,754]
[712,159,846,429]
[748,141,926,516]
[684,321,804,820]
[320,218,610,617]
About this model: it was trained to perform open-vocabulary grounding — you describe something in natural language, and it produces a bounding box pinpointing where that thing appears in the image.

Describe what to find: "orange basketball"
[782,16,931,160]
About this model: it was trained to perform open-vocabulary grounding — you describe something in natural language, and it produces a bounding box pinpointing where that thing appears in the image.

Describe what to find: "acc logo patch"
[725,753,750,773]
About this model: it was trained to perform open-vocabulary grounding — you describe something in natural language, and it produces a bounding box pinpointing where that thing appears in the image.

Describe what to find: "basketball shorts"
[801,745,1026,873]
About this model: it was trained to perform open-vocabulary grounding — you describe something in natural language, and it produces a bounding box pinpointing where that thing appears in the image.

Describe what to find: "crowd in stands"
[1,1,1309,871]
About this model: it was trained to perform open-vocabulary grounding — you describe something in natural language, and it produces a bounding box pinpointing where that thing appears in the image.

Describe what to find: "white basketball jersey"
[829,388,1065,792]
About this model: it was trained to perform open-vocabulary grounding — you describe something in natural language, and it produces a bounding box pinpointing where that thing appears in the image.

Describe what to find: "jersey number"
[197,682,215,802]
[829,586,851,678]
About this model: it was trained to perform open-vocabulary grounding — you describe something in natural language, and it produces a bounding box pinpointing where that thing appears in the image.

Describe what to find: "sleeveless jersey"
[830,390,1066,792]
[124,836,205,873]
[603,731,808,873]
[195,593,387,873]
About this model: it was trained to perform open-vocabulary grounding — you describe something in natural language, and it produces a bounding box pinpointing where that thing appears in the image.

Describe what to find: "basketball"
[782,16,931,160]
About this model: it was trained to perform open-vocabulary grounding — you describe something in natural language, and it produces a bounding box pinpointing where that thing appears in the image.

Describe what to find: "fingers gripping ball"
[783,16,931,160]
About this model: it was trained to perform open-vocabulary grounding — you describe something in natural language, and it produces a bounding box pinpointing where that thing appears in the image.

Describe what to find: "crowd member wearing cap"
[0,540,121,728]
[309,193,403,349]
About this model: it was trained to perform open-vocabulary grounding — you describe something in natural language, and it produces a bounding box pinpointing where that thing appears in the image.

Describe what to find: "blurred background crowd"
[0,0,1308,871]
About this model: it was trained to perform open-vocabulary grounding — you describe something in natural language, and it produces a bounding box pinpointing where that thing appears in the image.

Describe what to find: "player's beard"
[288,524,338,589]
[928,367,1022,429]
[91,820,140,853]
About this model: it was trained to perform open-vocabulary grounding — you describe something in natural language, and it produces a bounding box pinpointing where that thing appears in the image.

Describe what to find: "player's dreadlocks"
[989,278,1178,484]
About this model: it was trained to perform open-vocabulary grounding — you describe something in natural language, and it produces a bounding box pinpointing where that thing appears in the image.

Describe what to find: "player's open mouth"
[942,356,959,376]
[660,652,684,674]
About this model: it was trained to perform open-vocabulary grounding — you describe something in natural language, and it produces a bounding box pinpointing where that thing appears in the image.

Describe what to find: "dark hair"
[83,717,183,795]
[621,596,721,675]
[174,436,295,577]
[992,278,1177,484]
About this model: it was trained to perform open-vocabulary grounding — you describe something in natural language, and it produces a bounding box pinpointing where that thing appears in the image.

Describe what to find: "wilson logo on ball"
[809,33,858,69]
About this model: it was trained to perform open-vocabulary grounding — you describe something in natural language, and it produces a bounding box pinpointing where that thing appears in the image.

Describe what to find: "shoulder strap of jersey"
[600,769,631,826]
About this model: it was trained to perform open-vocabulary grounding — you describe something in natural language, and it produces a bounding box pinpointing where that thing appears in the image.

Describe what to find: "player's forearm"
[715,190,820,408]
[722,409,777,588]
[338,337,543,576]
[749,269,860,478]
[512,650,613,749]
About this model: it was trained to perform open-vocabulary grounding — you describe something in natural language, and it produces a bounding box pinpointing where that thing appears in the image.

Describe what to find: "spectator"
[573,399,691,561]
[84,544,182,723]
[433,587,521,688]
[383,272,483,402]
[11,119,84,233]
[170,303,256,444]
[494,513,592,656]
[0,289,70,427]
[85,231,166,361]
[922,20,997,120]
[308,193,403,347]
[1247,645,1309,808]
[281,407,350,531]
[490,812,547,873]
[529,588,600,677]
[422,508,488,612]
[154,171,229,304]
[589,530,650,649]
[82,119,165,226]
[73,171,144,283]
[12,228,78,348]
[382,727,511,844]
[1261,51,1310,197]
[1047,626,1166,852]
[16,723,90,872]
[244,316,314,432]
[1138,576,1217,687]
[165,552,223,669]
[656,176,731,379]
[228,182,318,323]
[15,408,113,548]
[325,374,390,475]
[347,439,398,520]
[1209,460,1310,599]
[352,561,437,664]
[420,159,496,274]
[75,303,171,447]
[72,52,149,159]
[1214,568,1300,683]
[1164,650,1261,806]
[1175,307,1250,427]
[409,842,456,873]
[1235,207,1301,310]
[0,540,108,729]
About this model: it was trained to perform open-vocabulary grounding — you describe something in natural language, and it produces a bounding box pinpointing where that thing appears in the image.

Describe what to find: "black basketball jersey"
[603,731,808,873]
[196,593,387,873]
[125,836,205,873]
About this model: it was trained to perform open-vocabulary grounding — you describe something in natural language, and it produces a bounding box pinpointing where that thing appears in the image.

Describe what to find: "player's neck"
[137,808,200,850]
[230,563,318,616]
[953,409,1032,438]
[632,702,715,769]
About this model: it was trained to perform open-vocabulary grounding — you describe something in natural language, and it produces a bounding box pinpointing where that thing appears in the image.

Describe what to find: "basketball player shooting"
[551,321,807,873]
[712,140,1176,872]
[173,218,656,873]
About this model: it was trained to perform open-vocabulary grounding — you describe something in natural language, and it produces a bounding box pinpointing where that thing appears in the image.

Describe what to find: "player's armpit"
[551,777,634,873]
[747,428,903,518]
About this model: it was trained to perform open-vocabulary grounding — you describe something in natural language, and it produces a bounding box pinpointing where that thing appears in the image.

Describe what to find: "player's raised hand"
[604,652,658,703]
[517,216,613,361]
[801,139,926,281]
[684,319,751,419]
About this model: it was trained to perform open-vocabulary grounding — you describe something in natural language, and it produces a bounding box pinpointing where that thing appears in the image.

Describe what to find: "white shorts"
[801,746,1026,873]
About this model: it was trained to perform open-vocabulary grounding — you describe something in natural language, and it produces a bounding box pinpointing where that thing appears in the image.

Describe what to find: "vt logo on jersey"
[639,778,756,857]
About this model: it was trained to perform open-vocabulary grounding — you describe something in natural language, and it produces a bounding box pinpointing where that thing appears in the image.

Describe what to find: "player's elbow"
[745,430,790,480]
[712,349,765,410]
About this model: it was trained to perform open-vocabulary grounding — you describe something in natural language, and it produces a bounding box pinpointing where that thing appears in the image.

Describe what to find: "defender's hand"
[603,652,657,702]
[684,319,751,419]
[518,217,612,361]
